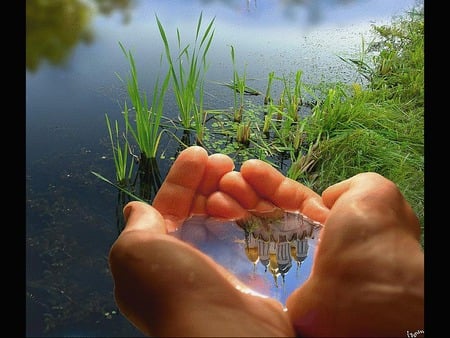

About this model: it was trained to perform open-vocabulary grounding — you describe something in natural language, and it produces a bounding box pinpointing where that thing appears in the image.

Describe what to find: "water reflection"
[198,0,360,24]
[26,0,412,72]
[172,210,322,304]
[95,0,134,23]
[237,211,321,287]
[26,0,134,72]
[26,0,93,72]
[278,0,357,24]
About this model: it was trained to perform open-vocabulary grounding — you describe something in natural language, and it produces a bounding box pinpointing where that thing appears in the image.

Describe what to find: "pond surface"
[26,0,418,336]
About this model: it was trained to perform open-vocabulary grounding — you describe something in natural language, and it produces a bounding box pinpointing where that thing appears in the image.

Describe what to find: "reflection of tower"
[277,239,292,283]
[301,214,320,239]
[257,236,270,272]
[239,210,322,288]
[291,237,309,269]
[244,232,259,271]
[268,241,280,287]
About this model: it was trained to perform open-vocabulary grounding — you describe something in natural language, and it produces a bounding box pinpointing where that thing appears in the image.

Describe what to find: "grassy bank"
[307,6,424,246]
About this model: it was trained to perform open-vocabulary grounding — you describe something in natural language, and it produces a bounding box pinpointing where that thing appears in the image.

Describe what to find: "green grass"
[304,5,424,245]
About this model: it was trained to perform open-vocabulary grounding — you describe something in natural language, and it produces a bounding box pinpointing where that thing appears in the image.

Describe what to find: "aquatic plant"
[230,45,247,122]
[104,113,134,185]
[156,11,215,140]
[236,121,251,146]
[264,71,275,105]
[118,42,170,159]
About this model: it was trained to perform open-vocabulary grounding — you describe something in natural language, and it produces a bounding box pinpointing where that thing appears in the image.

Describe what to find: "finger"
[198,153,235,195]
[322,172,399,208]
[322,172,421,238]
[219,171,281,216]
[191,153,235,215]
[190,194,208,215]
[122,201,167,234]
[240,159,329,223]
[152,146,209,231]
[206,191,251,220]
[320,173,364,209]
[219,171,260,209]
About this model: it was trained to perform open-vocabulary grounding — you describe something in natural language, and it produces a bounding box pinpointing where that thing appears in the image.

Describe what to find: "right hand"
[221,164,424,337]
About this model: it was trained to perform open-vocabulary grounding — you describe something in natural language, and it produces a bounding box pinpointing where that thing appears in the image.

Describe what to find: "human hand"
[211,161,424,337]
[108,146,328,337]
[284,172,424,337]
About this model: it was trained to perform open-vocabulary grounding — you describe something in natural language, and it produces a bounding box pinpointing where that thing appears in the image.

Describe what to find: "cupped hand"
[108,146,328,337]
[109,146,424,337]
[284,172,424,337]
[217,161,424,337]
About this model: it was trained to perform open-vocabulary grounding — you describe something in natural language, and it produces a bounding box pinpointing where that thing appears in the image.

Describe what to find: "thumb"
[122,200,167,235]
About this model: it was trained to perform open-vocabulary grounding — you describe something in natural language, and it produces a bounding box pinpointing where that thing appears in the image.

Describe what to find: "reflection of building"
[291,236,309,267]
[238,211,321,287]
[277,241,292,283]
[244,232,259,269]
[257,236,270,271]
[268,242,280,286]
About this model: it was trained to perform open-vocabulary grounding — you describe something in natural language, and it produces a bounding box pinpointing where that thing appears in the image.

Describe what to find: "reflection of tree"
[26,0,94,72]
[95,0,134,24]
[26,0,134,72]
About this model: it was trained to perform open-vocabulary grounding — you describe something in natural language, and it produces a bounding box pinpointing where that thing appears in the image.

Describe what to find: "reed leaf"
[118,42,169,159]
[156,12,215,130]
[104,113,134,185]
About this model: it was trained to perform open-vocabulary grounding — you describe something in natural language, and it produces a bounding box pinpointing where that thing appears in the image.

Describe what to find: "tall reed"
[230,45,247,122]
[192,81,207,145]
[156,12,215,136]
[104,113,134,185]
[118,42,170,159]
[264,71,275,105]
[280,70,303,122]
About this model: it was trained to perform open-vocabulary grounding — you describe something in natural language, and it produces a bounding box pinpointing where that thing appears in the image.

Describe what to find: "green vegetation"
[309,7,424,245]
[104,113,134,185]
[117,42,170,160]
[156,12,214,142]
[95,6,424,245]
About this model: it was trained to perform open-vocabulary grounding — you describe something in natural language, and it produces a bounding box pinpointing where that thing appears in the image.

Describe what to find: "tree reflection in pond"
[26,0,134,72]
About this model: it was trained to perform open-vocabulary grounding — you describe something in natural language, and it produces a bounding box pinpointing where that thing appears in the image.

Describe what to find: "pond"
[26,0,419,336]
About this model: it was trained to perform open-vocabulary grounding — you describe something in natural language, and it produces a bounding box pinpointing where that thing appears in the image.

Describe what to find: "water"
[26,0,419,336]
[172,211,323,306]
